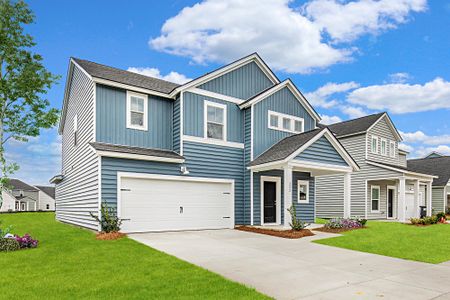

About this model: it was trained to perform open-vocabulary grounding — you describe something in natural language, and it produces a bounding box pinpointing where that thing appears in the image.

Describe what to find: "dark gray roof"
[249,129,324,166]
[72,58,180,94]
[8,179,39,191]
[35,186,56,199]
[367,160,436,178]
[321,113,385,138]
[407,156,450,186]
[90,142,184,160]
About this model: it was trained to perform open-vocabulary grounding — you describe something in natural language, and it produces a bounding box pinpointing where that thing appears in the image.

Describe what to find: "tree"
[0,0,60,208]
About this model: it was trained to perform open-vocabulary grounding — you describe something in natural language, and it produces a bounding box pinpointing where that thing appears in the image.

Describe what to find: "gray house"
[52,53,359,232]
[316,113,436,222]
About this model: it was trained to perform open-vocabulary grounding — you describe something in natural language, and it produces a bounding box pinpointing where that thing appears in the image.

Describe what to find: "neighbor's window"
[390,141,396,158]
[268,110,304,134]
[205,101,226,140]
[298,180,309,204]
[371,136,378,154]
[126,91,148,131]
[73,114,78,146]
[381,138,387,156]
[371,185,380,212]
[46,204,50,210]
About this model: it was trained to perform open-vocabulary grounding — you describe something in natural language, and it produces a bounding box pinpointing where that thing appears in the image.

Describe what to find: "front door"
[388,188,394,218]
[263,181,277,223]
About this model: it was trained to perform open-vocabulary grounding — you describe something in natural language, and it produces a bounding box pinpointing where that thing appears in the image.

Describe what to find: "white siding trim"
[250,171,254,225]
[126,91,148,131]
[95,150,185,163]
[180,92,184,156]
[267,110,304,134]
[188,88,244,105]
[297,180,309,204]
[93,77,171,99]
[371,185,381,213]
[183,135,244,149]
[250,105,254,160]
[203,100,227,141]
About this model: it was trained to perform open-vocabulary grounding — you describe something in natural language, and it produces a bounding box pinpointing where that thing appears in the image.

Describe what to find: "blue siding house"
[54,53,359,232]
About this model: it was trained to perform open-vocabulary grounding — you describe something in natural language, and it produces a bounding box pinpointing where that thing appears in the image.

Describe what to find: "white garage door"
[119,175,234,233]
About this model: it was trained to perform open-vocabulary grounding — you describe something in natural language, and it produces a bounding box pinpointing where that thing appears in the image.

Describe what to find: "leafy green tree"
[0,0,60,207]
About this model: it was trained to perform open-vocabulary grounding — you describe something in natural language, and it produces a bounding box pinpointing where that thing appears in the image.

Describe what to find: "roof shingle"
[90,142,184,160]
[407,156,450,186]
[35,186,56,199]
[8,179,39,191]
[321,113,385,138]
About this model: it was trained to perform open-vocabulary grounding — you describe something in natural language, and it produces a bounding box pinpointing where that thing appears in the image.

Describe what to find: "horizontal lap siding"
[56,65,99,230]
[315,174,344,218]
[432,187,445,214]
[183,142,245,224]
[295,136,347,166]
[367,117,401,165]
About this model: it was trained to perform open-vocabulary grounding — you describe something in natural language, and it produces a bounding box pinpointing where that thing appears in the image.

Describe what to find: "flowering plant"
[324,218,364,229]
[15,234,38,248]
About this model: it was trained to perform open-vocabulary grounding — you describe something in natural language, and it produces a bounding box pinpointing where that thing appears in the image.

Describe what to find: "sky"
[6,0,450,185]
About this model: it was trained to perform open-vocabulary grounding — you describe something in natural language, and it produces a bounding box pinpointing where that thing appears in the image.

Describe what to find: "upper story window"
[297,180,309,204]
[73,114,78,146]
[204,101,227,141]
[380,138,387,156]
[371,135,378,154]
[268,110,304,134]
[390,141,396,158]
[126,91,148,131]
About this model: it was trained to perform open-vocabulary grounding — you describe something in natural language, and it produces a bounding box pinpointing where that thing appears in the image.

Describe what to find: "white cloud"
[340,105,368,118]
[388,72,411,83]
[127,67,191,84]
[304,0,426,42]
[414,145,450,158]
[400,130,450,146]
[320,114,342,125]
[347,77,450,114]
[399,143,414,152]
[305,81,359,108]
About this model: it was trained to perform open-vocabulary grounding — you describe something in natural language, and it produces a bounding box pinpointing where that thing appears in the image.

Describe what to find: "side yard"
[314,221,450,264]
[0,213,268,299]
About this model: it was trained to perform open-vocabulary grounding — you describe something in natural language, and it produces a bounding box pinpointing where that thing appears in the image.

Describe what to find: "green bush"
[410,216,439,225]
[0,238,20,252]
[90,202,122,233]
[288,205,308,231]
[436,212,446,221]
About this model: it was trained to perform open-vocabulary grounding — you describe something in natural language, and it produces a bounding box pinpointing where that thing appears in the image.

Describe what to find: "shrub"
[355,218,367,227]
[0,238,20,252]
[325,218,363,229]
[90,202,122,233]
[15,234,38,249]
[288,205,308,231]
[410,216,439,225]
[436,212,446,223]
[0,220,12,238]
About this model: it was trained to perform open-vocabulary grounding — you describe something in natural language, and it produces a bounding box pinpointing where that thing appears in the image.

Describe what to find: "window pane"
[372,188,379,200]
[294,120,302,132]
[270,114,278,127]
[130,112,144,126]
[131,97,144,112]
[372,200,379,210]
[381,140,386,154]
[299,184,307,201]
[283,118,291,130]
[207,106,224,124]
[372,138,377,152]
[207,122,223,140]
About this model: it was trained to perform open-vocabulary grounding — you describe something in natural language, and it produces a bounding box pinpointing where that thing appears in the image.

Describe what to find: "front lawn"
[314,221,450,264]
[0,213,268,299]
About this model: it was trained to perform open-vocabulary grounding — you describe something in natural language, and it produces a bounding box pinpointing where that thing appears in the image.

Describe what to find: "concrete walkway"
[130,230,450,299]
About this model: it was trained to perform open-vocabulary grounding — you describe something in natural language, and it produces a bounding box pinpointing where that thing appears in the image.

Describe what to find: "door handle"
[180,206,184,214]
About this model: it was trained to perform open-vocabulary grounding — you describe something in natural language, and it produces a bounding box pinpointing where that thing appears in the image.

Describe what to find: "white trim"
[380,138,387,156]
[204,100,227,141]
[367,113,402,141]
[313,177,317,221]
[250,171,254,225]
[93,77,171,99]
[126,91,148,131]
[289,160,353,173]
[260,176,282,225]
[389,140,396,158]
[180,92,184,156]
[93,82,97,141]
[387,185,397,219]
[250,105,254,160]
[97,156,102,231]
[366,161,437,179]
[95,150,185,163]
[344,173,351,218]
[297,180,309,204]
[364,180,368,218]
[371,135,379,154]
[371,185,381,213]
[116,172,235,229]
[188,88,244,105]
[267,110,304,134]
[71,58,93,80]
[183,135,244,149]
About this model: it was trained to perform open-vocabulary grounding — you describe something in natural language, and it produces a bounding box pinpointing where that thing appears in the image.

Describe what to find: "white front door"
[119,175,234,233]
[405,193,416,220]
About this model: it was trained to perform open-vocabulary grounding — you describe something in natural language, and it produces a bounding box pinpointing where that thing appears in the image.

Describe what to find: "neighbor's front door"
[263,181,277,223]
[388,188,394,218]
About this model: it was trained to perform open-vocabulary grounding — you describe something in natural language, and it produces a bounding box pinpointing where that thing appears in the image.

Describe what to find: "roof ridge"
[408,156,450,161]
[327,112,385,127]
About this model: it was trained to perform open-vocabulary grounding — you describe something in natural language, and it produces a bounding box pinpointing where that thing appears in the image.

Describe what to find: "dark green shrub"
[288,205,308,231]
[90,202,122,233]
[0,238,20,252]
[436,212,446,221]
[356,218,367,227]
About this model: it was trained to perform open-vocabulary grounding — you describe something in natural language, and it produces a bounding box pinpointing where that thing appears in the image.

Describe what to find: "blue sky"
[7,0,450,184]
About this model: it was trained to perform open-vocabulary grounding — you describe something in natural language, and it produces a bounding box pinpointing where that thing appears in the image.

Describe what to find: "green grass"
[0,213,269,299]
[314,218,328,224]
[314,221,450,264]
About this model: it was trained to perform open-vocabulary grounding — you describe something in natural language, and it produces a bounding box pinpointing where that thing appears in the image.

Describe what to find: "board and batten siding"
[96,84,173,150]
[56,65,99,229]
[253,87,316,157]
[295,136,347,166]
[198,62,274,100]
[367,117,400,165]
[183,92,244,143]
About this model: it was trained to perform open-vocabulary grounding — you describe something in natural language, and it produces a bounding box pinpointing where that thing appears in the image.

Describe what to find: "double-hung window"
[205,101,226,141]
[371,135,378,154]
[126,91,148,131]
[380,138,387,156]
[297,180,309,204]
[389,141,396,158]
[268,110,304,134]
[371,185,380,212]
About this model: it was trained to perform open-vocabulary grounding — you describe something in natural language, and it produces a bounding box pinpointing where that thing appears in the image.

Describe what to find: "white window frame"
[204,100,227,141]
[389,141,396,158]
[371,185,381,212]
[73,114,78,146]
[371,135,379,154]
[267,110,304,134]
[380,138,387,156]
[126,91,148,131]
[297,180,309,204]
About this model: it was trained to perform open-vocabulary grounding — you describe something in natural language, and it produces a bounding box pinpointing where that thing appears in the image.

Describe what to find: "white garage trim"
[116,172,235,231]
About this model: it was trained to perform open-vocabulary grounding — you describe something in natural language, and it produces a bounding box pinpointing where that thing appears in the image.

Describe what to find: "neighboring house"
[0,179,56,212]
[407,155,450,213]
[0,190,18,212]
[35,186,56,211]
[315,113,436,222]
[52,53,358,232]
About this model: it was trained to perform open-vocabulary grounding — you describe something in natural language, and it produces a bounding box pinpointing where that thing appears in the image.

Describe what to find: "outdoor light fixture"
[180,165,190,175]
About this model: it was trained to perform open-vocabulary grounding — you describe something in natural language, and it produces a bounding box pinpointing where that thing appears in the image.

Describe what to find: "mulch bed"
[313,226,365,233]
[236,226,314,239]
[96,232,126,240]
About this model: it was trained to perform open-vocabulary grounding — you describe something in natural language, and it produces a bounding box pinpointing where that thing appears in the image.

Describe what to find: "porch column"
[343,172,351,218]
[398,177,406,222]
[283,165,293,228]
[426,181,432,216]
[414,180,420,218]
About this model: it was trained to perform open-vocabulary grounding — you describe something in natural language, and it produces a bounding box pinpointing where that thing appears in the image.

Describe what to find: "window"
[126,91,148,131]
[297,180,309,204]
[21,203,26,211]
[15,202,19,211]
[268,110,304,134]
[390,141,396,158]
[73,114,78,146]
[381,138,387,156]
[371,185,380,212]
[46,204,50,210]
[371,135,378,154]
[205,101,226,140]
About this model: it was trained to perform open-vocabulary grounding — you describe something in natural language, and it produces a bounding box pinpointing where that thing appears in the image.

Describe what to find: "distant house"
[35,186,56,211]
[0,179,55,212]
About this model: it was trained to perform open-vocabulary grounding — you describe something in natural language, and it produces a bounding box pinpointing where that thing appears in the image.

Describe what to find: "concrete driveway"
[130,230,450,299]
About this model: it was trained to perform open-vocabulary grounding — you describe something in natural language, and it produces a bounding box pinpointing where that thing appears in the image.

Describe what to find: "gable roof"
[35,186,56,199]
[407,156,450,186]
[424,151,444,159]
[8,179,39,192]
